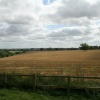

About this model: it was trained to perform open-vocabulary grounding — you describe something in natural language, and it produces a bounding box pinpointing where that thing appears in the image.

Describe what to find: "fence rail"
[0,73,100,94]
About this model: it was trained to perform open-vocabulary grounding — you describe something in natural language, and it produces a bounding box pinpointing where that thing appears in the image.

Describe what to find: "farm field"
[0,50,100,76]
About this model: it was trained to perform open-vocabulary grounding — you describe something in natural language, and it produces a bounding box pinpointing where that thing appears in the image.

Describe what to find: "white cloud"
[0,0,100,48]
[86,0,98,5]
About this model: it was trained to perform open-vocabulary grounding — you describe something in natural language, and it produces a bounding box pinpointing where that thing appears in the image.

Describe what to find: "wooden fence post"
[67,76,71,95]
[4,73,7,88]
[33,74,36,91]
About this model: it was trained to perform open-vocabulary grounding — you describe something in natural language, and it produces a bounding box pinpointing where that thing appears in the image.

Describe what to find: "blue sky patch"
[42,0,55,5]
[47,24,65,30]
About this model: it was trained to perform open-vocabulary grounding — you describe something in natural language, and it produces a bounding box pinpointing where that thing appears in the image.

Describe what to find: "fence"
[0,74,100,94]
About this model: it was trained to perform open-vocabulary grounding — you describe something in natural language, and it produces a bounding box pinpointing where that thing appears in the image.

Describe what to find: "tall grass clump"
[0,74,34,90]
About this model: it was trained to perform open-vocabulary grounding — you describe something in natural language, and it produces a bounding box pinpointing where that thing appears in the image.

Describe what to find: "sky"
[0,0,100,48]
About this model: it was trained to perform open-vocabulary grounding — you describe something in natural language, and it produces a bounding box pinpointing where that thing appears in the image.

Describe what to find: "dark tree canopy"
[80,43,89,50]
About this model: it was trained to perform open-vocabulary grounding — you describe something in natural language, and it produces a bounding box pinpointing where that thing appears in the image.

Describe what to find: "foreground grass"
[0,89,99,100]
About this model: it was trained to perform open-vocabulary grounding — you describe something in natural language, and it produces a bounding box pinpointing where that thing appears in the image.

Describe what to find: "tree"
[80,43,89,51]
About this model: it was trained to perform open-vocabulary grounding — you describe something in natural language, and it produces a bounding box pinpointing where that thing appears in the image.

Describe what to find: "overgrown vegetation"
[0,75,33,89]
[0,74,100,99]
[0,89,99,100]
[0,74,99,93]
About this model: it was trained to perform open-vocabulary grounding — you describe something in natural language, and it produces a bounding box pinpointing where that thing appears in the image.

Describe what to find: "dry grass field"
[0,50,100,76]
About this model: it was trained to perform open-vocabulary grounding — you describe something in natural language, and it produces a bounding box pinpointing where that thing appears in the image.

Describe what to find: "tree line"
[0,43,100,58]
[80,43,100,50]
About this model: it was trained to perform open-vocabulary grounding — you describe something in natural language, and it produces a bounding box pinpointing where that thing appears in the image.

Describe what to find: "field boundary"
[0,74,100,94]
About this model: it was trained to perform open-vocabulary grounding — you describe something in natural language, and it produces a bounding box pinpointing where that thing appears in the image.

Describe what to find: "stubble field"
[0,50,100,76]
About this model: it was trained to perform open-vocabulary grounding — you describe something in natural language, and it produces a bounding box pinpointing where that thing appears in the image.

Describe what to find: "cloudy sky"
[0,0,100,48]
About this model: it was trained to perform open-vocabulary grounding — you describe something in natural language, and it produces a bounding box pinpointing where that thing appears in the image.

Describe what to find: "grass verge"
[0,89,99,100]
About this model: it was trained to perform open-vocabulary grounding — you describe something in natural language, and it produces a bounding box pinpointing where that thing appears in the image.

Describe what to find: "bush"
[0,74,33,90]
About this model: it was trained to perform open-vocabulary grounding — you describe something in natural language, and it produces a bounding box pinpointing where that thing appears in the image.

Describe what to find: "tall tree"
[80,43,89,51]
